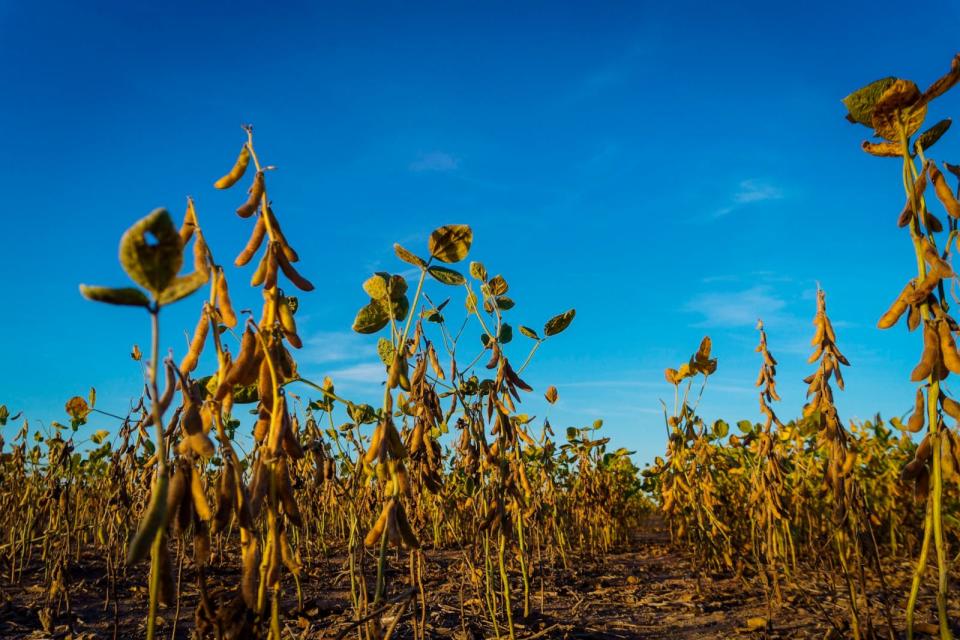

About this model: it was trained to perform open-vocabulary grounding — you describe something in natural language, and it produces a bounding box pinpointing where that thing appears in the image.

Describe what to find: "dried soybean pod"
[363,423,384,464]
[240,534,259,608]
[235,215,267,267]
[157,535,175,606]
[257,357,275,410]
[187,432,216,458]
[193,523,211,567]
[279,528,300,575]
[190,466,211,521]
[220,328,259,393]
[930,162,960,218]
[193,231,210,274]
[878,283,912,329]
[901,457,925,482]
[126,473,169,564]
[428,342,445,380]
[897,200,914,227]
[364,503,389,547]
[923,241,954,278]
[249,458,270,518]
[385,421,406,459]
[180,310,210,375]
[250,242,271,287]
[166,463,188,526]
[276,246,314,291]
[216,270,238,328]
[907,388,926,433]
[917,433,933,462]
[236,171,265,218]
[278,299,302,348]
[253,410,270,443]
[281,414,304,460]
[943,394,960,420]
[265,205,299,262]
[907,303,921,332]
[214,144,251,190]
[395,502,420,549]
[212,462,236,534]
[180,198,198,245]
[939,320,960,374]
[911,321,941,381]
[276,457,302,527]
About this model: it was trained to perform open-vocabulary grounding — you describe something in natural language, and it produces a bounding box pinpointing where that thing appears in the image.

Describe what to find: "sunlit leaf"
[428,224,472,263]
[119,208,182,295]
[79,285,150,307]
[428,265,466,286]
[544,309,575,336]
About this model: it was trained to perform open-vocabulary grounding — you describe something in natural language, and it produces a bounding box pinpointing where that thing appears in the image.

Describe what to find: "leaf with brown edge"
[394,243,427,268]
[428,224,472,263]
[919,53,960,107]
[544,309,575,336]
[862,140,903,157]
[79,285,151,308]
[119,208,183,295]
[469,261,487,281]
[842,77,896,127]
[872,79,925,141]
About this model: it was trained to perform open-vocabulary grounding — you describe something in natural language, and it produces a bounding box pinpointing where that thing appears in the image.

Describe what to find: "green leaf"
[736,419,753,434]
[394,243,427,268]
[428,224,472,263]
[544,309,575,337]
[498,323,513,344]
[712,419,729,439]
[156,270,209,306]
[79,285,150,307]
[353,300,390,334]
[519,326,540,340]
[118,208,183,295]
[91,429,111,445]
[915,118,952,153]
[495,296,515,310]
[842,77,897,127]
[428,265,466,286]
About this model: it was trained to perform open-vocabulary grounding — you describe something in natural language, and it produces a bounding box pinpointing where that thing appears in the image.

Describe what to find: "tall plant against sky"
[844,54,960,640]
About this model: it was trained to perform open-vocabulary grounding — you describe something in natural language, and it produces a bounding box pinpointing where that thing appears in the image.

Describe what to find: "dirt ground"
[2,517,957,639]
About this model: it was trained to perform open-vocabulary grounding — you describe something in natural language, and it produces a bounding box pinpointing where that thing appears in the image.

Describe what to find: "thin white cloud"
[323,362,385,385]
[298,331,378,365]
[713,179,784,218]
[409,152,460,173]
[733,179,783,204]
[684,285,787,328]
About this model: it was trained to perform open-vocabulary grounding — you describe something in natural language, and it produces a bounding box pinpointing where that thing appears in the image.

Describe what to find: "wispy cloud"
[684,285,787,328]
[323,362,385,385]
[713,179,784,218]
[409,151,460,173]
[298,331,378,365]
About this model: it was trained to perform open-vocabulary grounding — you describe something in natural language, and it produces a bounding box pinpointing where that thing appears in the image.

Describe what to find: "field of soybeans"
[8,43,960,640]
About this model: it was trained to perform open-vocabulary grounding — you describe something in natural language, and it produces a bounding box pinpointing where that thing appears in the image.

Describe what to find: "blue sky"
[2,1,960,465]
